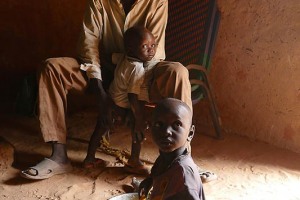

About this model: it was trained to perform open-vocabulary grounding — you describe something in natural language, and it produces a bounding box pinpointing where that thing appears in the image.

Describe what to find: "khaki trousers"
[38,57,192,144]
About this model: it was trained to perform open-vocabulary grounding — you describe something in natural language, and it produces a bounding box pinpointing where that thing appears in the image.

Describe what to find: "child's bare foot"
[83,158,110,169]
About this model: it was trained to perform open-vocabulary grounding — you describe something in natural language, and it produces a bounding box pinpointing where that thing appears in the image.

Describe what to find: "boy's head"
[151,98,195,153]
[124,26,157,62]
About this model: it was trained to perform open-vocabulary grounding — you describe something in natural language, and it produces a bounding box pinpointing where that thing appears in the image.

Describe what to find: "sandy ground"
[1,109,300,200]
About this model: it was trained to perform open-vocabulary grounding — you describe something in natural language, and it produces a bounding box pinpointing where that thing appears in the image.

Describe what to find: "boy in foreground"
[139,98,205,200]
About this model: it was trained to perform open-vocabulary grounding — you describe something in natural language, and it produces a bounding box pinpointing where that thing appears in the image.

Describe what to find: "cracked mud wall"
[194,0,300,152]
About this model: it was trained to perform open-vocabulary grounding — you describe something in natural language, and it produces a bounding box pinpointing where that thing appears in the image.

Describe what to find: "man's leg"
[21,57,88,179]
[39,57,88,144]
[150,61,192,111]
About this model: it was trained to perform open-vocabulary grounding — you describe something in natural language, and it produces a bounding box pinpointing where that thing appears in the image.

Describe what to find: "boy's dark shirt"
[150,149,205,200]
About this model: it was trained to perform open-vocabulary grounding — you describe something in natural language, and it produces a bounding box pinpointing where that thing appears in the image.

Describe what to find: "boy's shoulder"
[174,153,198,172]
[113,54,144,72]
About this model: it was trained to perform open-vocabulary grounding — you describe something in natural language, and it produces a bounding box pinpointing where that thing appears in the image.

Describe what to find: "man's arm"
[146,0,168,60]
[77,0,102,70]
[77,0,115,128]
[88,78,114,128]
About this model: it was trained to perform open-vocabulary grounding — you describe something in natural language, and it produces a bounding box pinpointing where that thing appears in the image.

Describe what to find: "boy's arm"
[138,177,153,199]
[128,93,147,143]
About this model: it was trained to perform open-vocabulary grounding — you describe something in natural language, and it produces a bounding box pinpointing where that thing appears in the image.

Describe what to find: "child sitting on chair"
[84,26,158,175]
[138,98,206,200]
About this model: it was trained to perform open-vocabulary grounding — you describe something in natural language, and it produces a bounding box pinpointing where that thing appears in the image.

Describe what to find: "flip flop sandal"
[124,164,151,176]
[20,158,73,180]
[199,171,218,183]
[83,158,110,169]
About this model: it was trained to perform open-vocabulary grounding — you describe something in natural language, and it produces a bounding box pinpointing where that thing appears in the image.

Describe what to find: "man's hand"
[89,78,114,130]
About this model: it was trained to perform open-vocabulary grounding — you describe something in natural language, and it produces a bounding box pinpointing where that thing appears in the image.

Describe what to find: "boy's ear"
[187,125,195,141]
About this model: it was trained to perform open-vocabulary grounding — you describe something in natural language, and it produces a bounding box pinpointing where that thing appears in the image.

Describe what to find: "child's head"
[124,26,157,62]
[151,98,195,153]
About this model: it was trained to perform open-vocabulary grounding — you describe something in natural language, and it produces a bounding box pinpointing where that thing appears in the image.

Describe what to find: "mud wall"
[194,0,300,153]
[1,0,299,152]
[0,0,86,113]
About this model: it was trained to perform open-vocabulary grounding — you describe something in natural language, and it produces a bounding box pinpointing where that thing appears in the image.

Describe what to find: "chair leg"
[187,64,222,139]
[198,67,223,139]
[190,80,222,139]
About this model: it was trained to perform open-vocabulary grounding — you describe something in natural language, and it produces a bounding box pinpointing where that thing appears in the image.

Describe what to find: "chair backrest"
[165,0,220,70]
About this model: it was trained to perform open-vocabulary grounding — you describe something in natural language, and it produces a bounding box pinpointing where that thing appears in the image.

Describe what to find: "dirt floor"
[1,109,300,200]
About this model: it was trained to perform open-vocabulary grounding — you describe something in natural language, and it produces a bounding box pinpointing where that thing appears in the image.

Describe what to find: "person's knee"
[39,58,56,75]
[165,62,189,77]
[43,58,60,71]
